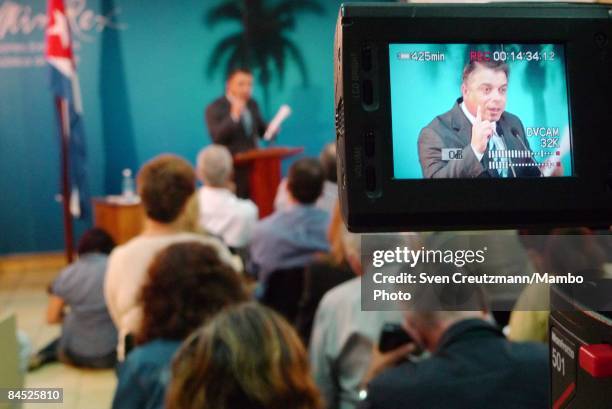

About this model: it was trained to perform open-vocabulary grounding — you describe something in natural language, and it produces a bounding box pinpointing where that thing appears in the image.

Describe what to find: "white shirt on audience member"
[274,178,337,214]
[104,232,240,359]
[309,277,404,409]
[197,185,258,248]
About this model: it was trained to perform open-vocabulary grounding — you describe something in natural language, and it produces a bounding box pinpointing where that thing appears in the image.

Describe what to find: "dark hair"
[137,154,195,223]
[462,60,509,84]
[287,158,325,204]
[136,242,247,345]
[77,228,115,255]
[167,302,323,409]
[320,142,337,183]
[226,67,252,81]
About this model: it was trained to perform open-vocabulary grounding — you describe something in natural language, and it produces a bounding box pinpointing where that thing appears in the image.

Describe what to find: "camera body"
[334,3,612,232]
[379,322,413,353]
[550,285,612,408]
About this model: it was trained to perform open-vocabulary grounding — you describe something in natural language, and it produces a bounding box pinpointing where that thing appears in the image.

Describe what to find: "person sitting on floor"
[29,228,118,370]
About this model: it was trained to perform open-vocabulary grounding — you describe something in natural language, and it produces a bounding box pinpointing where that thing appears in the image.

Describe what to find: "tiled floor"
[0,254,116,409]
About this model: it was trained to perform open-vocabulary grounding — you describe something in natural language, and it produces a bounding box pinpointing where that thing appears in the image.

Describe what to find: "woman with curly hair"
[167,302,323,409]
[112,242,247,409]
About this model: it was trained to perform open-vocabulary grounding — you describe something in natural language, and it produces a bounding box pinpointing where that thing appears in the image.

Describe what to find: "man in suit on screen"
[417,60,541,179]
[205,68,268,198]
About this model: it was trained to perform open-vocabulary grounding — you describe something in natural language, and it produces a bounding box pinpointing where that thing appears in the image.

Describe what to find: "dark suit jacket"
[418,99,541,178]
[360,319,549,409]
[295,258,354,344]
[205,96,267,154]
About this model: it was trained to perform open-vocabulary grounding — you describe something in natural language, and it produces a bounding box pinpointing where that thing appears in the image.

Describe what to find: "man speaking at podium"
[205,68,268,198]
[417,60,541,179]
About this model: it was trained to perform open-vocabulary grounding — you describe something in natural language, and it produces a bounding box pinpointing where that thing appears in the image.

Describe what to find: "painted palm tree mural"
[205,0,324,113]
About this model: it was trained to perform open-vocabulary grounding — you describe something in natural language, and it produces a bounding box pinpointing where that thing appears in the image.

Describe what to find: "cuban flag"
[45,0,89,218]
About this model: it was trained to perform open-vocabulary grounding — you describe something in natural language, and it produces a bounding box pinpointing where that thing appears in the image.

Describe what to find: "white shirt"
[460,102,507,162]
[104,232,240,358]
[309,277,404,409]
[197,186,258,248]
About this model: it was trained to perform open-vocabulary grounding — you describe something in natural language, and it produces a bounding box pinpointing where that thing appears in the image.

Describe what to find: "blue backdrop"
[0,0,362,254]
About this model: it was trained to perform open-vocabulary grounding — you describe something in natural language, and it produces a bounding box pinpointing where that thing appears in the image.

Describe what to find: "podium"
[234,146,303,218]
[93,197,145,245]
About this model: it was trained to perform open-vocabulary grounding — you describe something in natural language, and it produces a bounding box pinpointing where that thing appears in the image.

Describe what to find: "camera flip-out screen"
[334,3,612,231]
[389,43,573,180]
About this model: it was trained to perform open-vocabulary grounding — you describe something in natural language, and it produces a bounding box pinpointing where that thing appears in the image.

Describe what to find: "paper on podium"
[263,104,291,141]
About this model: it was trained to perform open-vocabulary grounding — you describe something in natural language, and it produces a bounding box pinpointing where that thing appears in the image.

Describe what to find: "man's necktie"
[488,128,509,178]
[241,108,253,137]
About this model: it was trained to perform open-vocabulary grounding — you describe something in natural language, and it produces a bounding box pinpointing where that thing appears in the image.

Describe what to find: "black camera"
[379,322,413,353]
[550,284,612,408]
[334,3,612,232]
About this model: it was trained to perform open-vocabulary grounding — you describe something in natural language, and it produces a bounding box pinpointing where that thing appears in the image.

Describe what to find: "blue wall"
[0,0,358,254]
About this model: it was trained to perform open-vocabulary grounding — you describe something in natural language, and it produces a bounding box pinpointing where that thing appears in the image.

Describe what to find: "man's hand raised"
[230,97,246,121]
[471,105,494,154]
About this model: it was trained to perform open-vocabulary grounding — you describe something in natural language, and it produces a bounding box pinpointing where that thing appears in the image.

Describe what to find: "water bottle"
[121,168,135,199]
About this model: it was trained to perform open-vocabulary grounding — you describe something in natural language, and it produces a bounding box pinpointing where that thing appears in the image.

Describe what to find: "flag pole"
[56,96,74,263]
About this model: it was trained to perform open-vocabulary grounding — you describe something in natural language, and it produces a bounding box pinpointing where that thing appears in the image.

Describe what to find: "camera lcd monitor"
[389,43,573,180]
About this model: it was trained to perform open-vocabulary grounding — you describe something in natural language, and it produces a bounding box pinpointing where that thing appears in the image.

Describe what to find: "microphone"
[495,124,517,177]
[511,127,543,177]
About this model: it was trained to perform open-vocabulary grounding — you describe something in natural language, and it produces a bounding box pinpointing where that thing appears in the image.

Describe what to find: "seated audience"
[309,228,407,409]
[359,287,549,409]
[104,154,240,359]
[250,157,330,283]
[112,242,247,409]
[509,228,607,342]
[424,230,536,327]
[507,231,550,343]
[274,142,338,214]
[295,201,354,344]
[166,302,322,409]
[194,144,258,249]
[29,228,118,370]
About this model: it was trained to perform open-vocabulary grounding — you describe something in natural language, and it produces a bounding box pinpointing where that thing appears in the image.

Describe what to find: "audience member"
[275,142,338,214]
[308,228,407,409]
[167,302,322,409]
[104,154,240,359]
[29,228,118,370]
[424,230,536,327]
[359,288,549,409]
[112,242,247,409]
[509,228,607,342]
[194,144,258,249]
[295,201,354,344]
[250,157,330,284]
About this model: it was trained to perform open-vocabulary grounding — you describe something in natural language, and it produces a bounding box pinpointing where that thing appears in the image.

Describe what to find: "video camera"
[334,2,612,232]
[335,3,612,407]
[550,285,612,408]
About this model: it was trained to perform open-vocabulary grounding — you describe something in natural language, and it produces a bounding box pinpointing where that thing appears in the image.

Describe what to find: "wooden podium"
[93,197,145,245]
[234,146,303,218]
